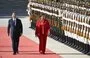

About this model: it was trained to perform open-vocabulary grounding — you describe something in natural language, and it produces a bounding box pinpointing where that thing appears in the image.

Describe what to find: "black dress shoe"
[86,52,90,55]
[16,51,19,54]
[13,53,16,55]
[29,27,31,28]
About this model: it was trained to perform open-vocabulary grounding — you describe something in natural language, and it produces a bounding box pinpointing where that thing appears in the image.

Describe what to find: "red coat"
[35,18,50,37]
[35,18,50,54]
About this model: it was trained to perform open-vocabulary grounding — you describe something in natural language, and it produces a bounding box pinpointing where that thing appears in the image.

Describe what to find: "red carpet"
[0,27,62,58]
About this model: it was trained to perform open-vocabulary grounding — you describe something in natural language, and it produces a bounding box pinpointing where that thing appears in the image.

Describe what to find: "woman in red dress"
[35,16,50,54]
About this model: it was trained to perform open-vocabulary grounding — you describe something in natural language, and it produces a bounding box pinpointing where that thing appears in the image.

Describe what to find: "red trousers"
[38,35,47,53]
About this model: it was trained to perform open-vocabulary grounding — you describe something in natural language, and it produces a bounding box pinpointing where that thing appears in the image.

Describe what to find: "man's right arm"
[7,20,10,36]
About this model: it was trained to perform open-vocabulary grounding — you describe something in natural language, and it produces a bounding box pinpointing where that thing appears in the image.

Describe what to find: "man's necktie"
[13,20,16,26]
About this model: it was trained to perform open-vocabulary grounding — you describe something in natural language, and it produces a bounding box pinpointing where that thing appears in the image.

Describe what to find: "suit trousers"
[38,35,47,53]
[11,36,19,53]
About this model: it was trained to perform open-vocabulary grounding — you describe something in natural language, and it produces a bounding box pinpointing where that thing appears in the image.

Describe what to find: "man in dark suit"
[7,12,23,55]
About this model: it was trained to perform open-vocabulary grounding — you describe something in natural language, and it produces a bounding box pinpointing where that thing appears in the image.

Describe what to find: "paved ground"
[0,17,90,58]
[0,27,61,58]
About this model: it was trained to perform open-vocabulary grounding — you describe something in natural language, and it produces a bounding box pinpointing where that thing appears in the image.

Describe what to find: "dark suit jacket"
[8,18,23,38]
